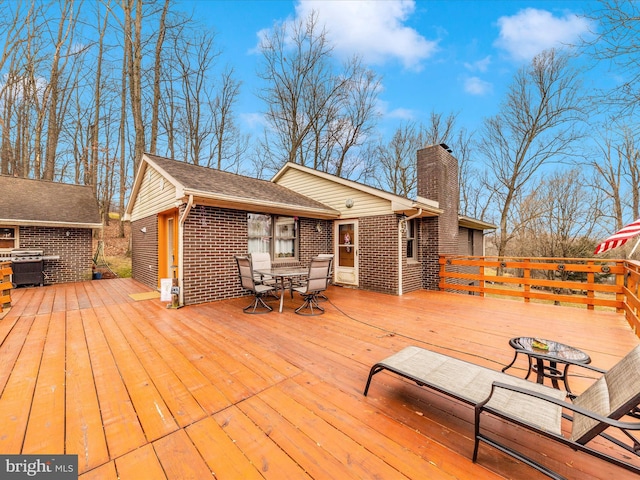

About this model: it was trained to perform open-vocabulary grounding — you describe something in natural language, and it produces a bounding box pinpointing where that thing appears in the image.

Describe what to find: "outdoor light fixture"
[315,222,323,233]
[140,227,147,233]
[345,198,354,208]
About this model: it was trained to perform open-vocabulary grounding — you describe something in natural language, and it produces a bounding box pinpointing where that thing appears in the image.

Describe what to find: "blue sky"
[181,0,604,138]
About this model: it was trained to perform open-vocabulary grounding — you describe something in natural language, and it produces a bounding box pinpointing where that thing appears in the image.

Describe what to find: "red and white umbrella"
[594,218,640,255]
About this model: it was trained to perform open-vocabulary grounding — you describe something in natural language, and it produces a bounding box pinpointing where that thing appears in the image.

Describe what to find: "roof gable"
[272,162,441,217]
[126,154,340,219]
[0,176,102,227]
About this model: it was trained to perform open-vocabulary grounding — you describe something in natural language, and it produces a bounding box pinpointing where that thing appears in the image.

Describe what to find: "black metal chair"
[293,256,332,316]
[234,255,275,314]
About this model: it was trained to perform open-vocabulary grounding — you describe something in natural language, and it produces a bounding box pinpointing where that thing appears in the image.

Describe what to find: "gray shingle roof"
[0,175,102,226]
[146,154,337,213]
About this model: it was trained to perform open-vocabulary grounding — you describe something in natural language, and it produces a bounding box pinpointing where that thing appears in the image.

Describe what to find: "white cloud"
[386,107,416,120]
[464,76,492,96]
[494,8,592,62]
[294,0,438,70]
[464,55,491,73]
[240,112,267,130]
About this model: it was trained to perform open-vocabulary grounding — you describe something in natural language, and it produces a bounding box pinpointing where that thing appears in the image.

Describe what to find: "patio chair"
[474,344,640,479]
[293,256,332,316]
[234,255,276,314]
[250,251,280,297]
[364,345,640,479]
[250,252,274,285]
[315,253,334,301]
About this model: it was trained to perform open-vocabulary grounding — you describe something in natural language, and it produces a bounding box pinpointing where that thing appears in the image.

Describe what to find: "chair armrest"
[478,381,640,432]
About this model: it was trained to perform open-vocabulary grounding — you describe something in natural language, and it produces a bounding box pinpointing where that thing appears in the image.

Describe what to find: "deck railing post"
[0,261,12,312]
[523,259,530,303]
[586,260,595,311]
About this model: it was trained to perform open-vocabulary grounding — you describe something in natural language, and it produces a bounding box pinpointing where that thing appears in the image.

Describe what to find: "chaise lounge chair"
[364,345,640,479]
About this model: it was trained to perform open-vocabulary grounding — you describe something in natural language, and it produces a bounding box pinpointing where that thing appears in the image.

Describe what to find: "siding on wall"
[276,169,393,218]
[130,165,178,222]
[131,216,159,289]
[19,226,93,284]
[456,227,483,293]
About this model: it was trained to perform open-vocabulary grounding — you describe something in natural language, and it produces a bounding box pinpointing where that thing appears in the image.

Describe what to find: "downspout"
[177,195,194,306]
[398,208,422,295]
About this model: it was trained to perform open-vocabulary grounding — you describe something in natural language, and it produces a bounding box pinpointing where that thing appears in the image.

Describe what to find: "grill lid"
[11,249,44,257]
[10,249,44,262]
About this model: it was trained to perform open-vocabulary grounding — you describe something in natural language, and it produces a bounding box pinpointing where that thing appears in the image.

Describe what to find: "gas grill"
[10,249,59,287]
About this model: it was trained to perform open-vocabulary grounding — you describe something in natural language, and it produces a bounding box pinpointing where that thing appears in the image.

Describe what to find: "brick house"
[125,145,494,306]
[0,176,102,284]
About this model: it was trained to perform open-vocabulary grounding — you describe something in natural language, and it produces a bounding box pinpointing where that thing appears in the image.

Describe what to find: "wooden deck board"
[1,279,639,479]
[213,405,313,480]
[92,304,179,441]
[114,444,167,480]
[23,311,66,454]
[0,313,48,453]
[79,307,148,461]
[186,416,265,480]
[152,429,214,480]
[65,309,110,473]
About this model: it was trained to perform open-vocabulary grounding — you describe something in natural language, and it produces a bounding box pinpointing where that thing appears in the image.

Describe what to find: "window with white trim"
[247,214,298,259]
[406,219,416,260]
[0,226,17,251]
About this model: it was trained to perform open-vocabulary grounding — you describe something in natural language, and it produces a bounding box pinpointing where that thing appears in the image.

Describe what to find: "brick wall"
[18,226,93,284]
[131,215,158,290]
[417,145,460,290]
[402,219,423,293]
[181,205,246,305]
[420,217,440,290]
[181,206,335,305]
[299,218,333,265]
[359,214,399,294]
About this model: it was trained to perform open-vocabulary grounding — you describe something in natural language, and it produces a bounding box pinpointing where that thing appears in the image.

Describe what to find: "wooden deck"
[1,278,639,480]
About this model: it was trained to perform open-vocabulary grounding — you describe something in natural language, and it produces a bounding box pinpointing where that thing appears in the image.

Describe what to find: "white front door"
[335,220,358,286]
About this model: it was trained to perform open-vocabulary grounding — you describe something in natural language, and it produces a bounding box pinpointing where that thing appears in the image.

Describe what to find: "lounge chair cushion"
[572,345,640,443]
[375,346,566,435]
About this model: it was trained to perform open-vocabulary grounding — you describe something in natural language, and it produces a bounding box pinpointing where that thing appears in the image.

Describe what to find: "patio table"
[255,266,308,313]
[502,336,591,394]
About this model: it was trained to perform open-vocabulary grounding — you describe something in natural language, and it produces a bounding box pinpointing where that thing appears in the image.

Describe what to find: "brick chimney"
[417,144,460,288]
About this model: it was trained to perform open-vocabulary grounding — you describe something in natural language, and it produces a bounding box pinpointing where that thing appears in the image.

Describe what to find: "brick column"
[417,144,459,290]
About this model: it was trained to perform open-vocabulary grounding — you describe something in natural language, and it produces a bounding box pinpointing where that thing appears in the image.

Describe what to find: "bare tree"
[149,0,170,154]
[478,49,587,261]
[373,122,422,197]
[123,0,145,173]
[211,66,247,171]
[516,169,600,259]
[583,0,640,115]
[257,11,379,176]
[620,128,640,220]
[589,133,626,231]
[373,112,472,199]
[43,0,81,181]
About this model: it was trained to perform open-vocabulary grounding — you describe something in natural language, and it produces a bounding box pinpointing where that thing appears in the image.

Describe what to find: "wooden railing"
[439,255,640,337]
[0,261,12,312]
[622,260,640,336]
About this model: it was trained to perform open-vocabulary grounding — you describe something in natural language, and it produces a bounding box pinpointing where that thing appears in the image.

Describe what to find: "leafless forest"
[0,1,638,257]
